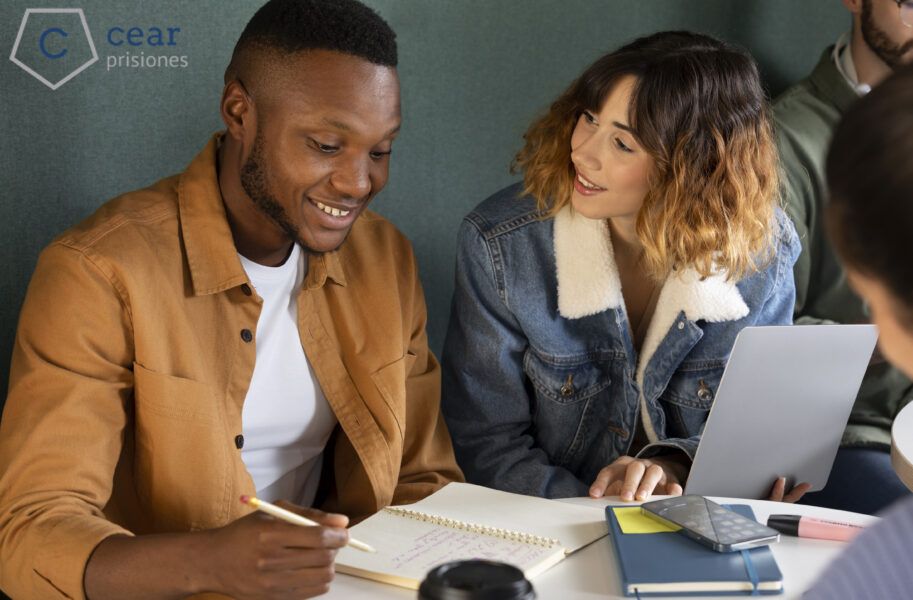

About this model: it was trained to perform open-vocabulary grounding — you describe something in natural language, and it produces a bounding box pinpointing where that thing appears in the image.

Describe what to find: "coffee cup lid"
[418,560,535,600]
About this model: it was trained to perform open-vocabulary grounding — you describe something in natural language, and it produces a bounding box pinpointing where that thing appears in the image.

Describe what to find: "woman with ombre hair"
[441,31,809,502]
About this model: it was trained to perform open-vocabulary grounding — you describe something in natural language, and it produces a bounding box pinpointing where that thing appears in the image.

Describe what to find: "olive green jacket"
[773,48,913,448]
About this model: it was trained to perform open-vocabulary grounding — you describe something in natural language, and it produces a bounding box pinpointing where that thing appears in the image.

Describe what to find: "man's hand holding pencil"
[199,498,352,599]
[242,495,376,552]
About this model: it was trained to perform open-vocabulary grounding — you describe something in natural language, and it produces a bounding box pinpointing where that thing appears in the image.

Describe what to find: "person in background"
[804,62,913,600]
[442,31,808,503]
[775,0,913,514]
[0,1,461,598]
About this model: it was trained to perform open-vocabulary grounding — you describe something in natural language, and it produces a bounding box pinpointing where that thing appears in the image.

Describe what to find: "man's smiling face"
[239,49,401,254]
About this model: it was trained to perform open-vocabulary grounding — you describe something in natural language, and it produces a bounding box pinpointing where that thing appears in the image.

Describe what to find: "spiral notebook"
[335,482,608,590]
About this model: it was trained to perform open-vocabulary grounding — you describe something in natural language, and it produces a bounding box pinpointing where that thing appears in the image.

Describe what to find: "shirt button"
[240,328,253,342]
[240,283,252,296]
[677,321,685,330]
[234,434,244,449]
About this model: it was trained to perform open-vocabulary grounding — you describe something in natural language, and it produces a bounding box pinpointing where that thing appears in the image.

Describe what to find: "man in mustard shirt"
[0,0,462,598]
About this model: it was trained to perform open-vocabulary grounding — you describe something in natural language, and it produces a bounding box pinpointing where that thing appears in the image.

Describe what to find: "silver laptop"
[684,324,878,500]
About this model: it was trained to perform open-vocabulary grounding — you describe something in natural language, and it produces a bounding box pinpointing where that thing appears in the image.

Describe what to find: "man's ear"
[221,80,254,142]
[842,0,863,16]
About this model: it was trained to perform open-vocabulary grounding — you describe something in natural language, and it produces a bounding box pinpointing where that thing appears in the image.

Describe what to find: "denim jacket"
[441,183,801,498]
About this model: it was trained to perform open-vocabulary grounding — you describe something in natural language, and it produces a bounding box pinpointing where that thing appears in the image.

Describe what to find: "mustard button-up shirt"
[0,136,463,599]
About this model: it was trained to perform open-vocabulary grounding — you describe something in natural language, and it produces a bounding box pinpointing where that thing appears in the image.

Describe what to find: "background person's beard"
[861,0,913,68]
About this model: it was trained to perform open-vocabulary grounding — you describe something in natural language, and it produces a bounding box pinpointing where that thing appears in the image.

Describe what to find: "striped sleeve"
[804,496,913,600]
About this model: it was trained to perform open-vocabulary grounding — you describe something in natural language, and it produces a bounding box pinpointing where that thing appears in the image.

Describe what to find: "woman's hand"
[589,455,688,501]
[767,477,812,503]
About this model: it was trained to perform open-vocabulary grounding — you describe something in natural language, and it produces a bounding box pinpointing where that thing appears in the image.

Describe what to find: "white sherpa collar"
[553,205,624,318]
[554,205,749,324]
[553,205,750,443]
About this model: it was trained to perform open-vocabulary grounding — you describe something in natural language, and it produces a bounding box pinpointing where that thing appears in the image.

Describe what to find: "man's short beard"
[239,134,316,254]
[861,0,913,69]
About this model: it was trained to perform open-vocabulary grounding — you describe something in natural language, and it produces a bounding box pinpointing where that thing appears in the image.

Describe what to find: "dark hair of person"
[514,31,778,281]
[226,0,397,83]
[826,63,913,325]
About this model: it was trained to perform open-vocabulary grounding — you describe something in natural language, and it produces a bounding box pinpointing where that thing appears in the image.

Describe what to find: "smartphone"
[641,495,780,552]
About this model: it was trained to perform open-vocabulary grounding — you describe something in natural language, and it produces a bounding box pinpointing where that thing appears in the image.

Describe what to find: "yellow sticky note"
[613,507,680,534]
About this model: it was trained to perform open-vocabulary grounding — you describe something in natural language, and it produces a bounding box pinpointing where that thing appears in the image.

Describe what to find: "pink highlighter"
[767,514,865,542]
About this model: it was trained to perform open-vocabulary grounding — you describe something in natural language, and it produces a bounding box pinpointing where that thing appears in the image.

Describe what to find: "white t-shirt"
[238,243,337,506]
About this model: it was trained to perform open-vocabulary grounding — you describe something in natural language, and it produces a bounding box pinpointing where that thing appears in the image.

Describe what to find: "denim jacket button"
[560,374,574,397]
[697,379,713,402]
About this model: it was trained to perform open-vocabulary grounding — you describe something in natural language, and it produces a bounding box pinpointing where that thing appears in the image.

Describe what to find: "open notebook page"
[336,510,567,589]
[394,482,608,552]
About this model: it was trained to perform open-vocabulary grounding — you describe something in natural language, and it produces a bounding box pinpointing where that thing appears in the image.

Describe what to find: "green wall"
[0,1,847,401]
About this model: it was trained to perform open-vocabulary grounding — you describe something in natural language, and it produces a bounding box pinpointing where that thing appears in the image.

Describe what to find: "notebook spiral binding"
[383,507,561,548]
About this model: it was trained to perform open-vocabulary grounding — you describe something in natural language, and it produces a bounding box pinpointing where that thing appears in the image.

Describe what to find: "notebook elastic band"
[739,548,760,595]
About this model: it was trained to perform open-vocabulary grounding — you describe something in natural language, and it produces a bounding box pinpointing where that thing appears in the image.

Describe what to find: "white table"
[325,496,875,600]
[892,401,913,490]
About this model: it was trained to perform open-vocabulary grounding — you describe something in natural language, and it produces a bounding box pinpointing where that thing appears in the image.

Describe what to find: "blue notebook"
[606,504,784,597]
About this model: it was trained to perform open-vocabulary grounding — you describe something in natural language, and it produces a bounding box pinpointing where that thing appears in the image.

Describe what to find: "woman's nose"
[570,134,601,172]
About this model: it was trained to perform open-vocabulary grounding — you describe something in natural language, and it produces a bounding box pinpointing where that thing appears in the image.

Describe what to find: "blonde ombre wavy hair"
[514,31,778,282]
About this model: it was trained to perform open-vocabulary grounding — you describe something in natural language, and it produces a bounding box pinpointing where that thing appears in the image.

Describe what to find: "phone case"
[641,495,780,552]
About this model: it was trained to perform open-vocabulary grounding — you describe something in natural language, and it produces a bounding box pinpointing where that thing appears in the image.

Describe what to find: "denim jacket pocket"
[523,350,611,466]
[523,350,610,405]
[659,363,724,438]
